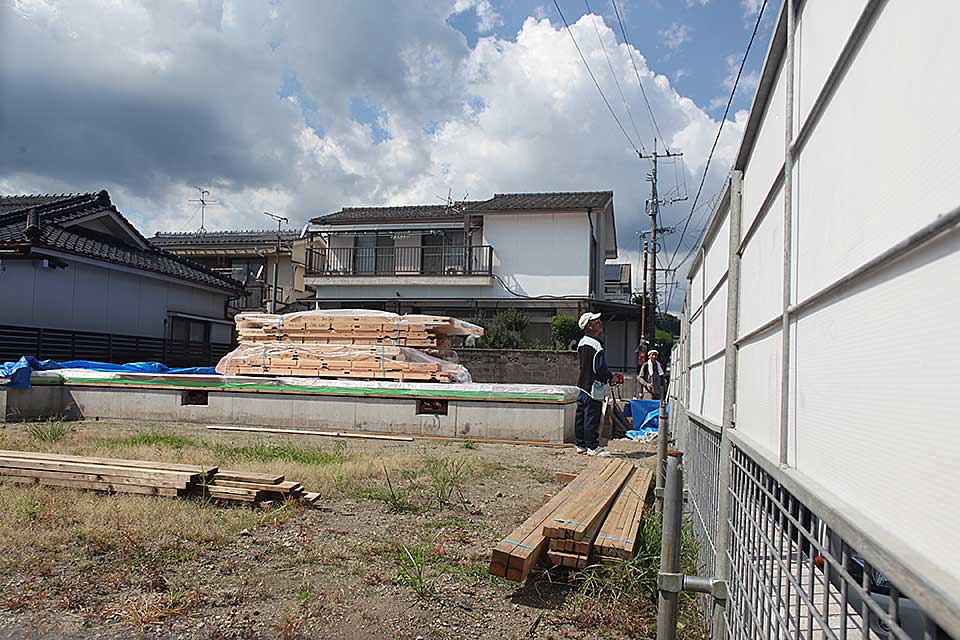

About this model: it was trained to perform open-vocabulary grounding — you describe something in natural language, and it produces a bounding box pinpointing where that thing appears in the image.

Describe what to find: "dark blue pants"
[575,390,602,449]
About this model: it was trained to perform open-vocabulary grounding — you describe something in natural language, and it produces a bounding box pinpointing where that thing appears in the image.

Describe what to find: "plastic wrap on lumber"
[233,309,484,337]
[215,342,472,383]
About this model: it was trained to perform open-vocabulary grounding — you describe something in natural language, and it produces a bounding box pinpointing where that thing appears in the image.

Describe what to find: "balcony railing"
[306,245,493,277]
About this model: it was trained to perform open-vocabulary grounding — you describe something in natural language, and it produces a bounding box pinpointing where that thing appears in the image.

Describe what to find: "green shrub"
[479,309,530,349]
[551,314,580,350]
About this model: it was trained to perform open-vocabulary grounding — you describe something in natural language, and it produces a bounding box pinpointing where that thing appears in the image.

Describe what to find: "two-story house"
[151,229,314,314]
[302,191,642,370]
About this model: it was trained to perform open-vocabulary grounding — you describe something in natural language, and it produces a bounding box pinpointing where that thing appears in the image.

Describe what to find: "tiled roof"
[0,192,243,292]
[310,191,613,225]
[151,229,301,247]
[468,191,613,212]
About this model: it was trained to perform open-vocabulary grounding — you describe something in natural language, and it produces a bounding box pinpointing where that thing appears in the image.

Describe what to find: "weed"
[394,543,435,597]
[461,441,478,450]
[295,589,316,605]
[423,457,470,509]
[28,420,74,443]
[356,466,419,513]
[106,432,202,449]
[214,442,347,466]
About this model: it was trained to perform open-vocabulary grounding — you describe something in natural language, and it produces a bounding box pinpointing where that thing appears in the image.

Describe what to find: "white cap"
[578,312,602,330]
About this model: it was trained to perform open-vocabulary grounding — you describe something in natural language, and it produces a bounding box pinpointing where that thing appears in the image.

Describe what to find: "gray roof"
[0,191,243,292]
[310,191,613,225]
[151,229,301,248]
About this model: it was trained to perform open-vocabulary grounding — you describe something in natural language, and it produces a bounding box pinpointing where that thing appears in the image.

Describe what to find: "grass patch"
[354,465,420,513]
[460,441,478,450]
[423,457,471,509]
[28,420,74,443]
[106,432,204,450]
[562,509,702,639]
[214,440,347,466]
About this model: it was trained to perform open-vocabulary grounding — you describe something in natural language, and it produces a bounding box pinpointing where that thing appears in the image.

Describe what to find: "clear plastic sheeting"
[215,342,472,384]
[29,369,579,402]
[234,309,484,337]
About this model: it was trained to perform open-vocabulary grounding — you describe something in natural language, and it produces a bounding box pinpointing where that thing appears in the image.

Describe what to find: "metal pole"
[655,398,669,514]
[642,239,649,338]
[779,0,796,467]
[657,452,684,640]
[650,145,659,342]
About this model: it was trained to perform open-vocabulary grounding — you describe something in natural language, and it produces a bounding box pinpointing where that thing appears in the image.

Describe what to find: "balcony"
[305,245,494,286]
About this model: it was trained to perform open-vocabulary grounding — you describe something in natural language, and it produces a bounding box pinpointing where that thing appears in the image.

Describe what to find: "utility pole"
[641,239,649,338]
[263,211,288,313]
[640,140,685,341]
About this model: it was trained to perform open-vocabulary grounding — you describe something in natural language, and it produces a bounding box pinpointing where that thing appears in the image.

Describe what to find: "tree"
[551,315,580,350]
[479,309,530,349]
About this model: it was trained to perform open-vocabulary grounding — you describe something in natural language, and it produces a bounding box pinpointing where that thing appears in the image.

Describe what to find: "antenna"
[263,211,289,313]
[187,187,220,233]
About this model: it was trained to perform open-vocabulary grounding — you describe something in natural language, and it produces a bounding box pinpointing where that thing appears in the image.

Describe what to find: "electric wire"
[666,0,769,274]
[584,0,646,155]
[611,0,668,152]
[553,0,642,156]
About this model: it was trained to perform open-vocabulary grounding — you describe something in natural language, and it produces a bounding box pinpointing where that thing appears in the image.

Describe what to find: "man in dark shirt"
[575,312,619,456]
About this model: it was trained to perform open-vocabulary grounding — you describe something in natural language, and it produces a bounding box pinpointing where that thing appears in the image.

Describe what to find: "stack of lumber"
[0,450,215,497]
[0,450,321,506]
[234,311,483,349]
[489,459,653,582]
[215,343,469,382]
[218,310,481,383]
[205,469,321,505]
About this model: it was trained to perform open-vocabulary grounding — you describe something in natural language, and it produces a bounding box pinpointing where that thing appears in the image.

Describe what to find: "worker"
[639,349,665,400]
[575,312,622,456]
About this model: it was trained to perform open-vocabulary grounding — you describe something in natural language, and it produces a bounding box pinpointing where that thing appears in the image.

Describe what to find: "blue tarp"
[0,356,217,389]
[622,399,667,431]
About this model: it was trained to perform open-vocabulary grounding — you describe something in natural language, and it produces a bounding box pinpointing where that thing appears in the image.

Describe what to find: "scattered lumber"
[489,458,655,582]
[594,467,654,562]
[555,472,578,484]
[0,450,320,507]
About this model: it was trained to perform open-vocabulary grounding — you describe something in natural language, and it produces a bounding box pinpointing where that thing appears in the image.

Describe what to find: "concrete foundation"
[1,377,577,443]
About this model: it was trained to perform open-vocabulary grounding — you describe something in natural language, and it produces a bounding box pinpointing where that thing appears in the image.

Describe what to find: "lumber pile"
[489,459,653,581]
[0,450,321,506]
[217,310,482,383]
[215,343,469,382]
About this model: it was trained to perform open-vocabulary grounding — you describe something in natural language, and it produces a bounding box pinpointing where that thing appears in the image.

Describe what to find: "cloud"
[740,0,764,16]
[1,3,747,308]
[659,22,691,51]
[451,0,503,33]
[708,53,761,112]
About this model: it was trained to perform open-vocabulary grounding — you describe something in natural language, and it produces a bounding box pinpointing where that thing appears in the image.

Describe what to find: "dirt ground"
[0,419,660,640]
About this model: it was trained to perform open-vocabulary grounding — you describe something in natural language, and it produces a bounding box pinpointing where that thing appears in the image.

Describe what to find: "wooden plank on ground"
[6,475,181,497]
[212,479,302,493]
[205,425,415,442]
[0,457,200,483]
[213,470,285,485]
[542,460,633,541]
[0,450,216,475]
[206,485,265,502]
[555,472,577,484]
[594,466,654,559]
[0,467,190,489]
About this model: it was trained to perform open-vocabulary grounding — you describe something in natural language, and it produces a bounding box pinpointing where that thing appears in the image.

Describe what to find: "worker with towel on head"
[574,312,622,456]
[639,349,665,400]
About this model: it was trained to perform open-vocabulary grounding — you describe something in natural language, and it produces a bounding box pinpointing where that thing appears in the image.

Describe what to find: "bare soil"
[0,419,658,640]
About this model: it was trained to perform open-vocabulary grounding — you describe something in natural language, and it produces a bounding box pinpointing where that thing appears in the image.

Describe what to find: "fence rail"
[305,245,493,277]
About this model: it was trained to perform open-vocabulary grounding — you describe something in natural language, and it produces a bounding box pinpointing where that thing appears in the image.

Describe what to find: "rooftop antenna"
[263,211,289,313]
[188,187,219,233]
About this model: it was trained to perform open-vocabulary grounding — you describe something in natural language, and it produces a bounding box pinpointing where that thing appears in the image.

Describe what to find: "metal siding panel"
[738,188,784,337]
[704,209,730,295]
[704,281,727,360]
[741,57,786,234]
[690,265,703,312]
[702,355,724,426]
[794,0,960,302]
[735,328,781,458]
[689,313,703,363]
[792,231,960,592]
[689,363,703,414]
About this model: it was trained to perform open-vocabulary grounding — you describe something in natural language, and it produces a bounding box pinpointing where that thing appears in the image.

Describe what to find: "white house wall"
[0,259,227,338]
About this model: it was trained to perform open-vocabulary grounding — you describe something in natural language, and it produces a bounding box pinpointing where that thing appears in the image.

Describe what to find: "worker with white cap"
[639,348,665,400]
[574,312,621,456]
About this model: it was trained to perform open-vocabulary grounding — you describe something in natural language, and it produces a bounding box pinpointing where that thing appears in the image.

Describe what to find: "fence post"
[655,398,669,514]
[657,452,684,640]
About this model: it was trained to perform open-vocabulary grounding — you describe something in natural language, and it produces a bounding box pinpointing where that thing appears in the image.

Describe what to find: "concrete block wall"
[455,349,579,386]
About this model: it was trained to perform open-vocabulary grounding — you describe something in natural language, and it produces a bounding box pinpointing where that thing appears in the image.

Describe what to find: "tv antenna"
[188,187,219,233]
[263,211,289,314]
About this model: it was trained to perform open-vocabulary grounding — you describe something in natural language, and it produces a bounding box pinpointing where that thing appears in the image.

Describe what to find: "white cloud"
[1,2,748,300]
[741,0,764,16]
[686,0,710,6]
[451,0,503,33]
[659,22,691,51]
[708,54,761,112]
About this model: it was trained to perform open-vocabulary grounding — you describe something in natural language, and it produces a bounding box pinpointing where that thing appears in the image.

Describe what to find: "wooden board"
[212,479,302,494]
[546,549,589,569]
[555,472,578,484]
[205,425,415,442]
[0,457,201,483]
[542,460,633,541]
[0,450,216,475]
[0,467,189,489]
[6,475,182,497]
[207,485,264,502]
[593,467,654,560]
[213,470,285,485]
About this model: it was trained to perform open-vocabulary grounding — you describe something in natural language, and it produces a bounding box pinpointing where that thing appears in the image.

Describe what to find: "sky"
[0,0,780,310]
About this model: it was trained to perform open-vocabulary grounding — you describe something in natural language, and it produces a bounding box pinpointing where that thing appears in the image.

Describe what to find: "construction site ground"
[0,419,659,640]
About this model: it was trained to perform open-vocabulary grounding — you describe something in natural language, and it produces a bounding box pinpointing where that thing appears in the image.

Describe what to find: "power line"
[553,0,641,156]
[666,0,769,273]
[611,0,667,152]
[583,0,646,155]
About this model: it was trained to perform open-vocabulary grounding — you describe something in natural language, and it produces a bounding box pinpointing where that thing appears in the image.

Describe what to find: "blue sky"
[1,0,782,307]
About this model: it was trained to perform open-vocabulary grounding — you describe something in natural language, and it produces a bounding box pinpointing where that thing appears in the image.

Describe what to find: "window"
[170,317,210,343]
